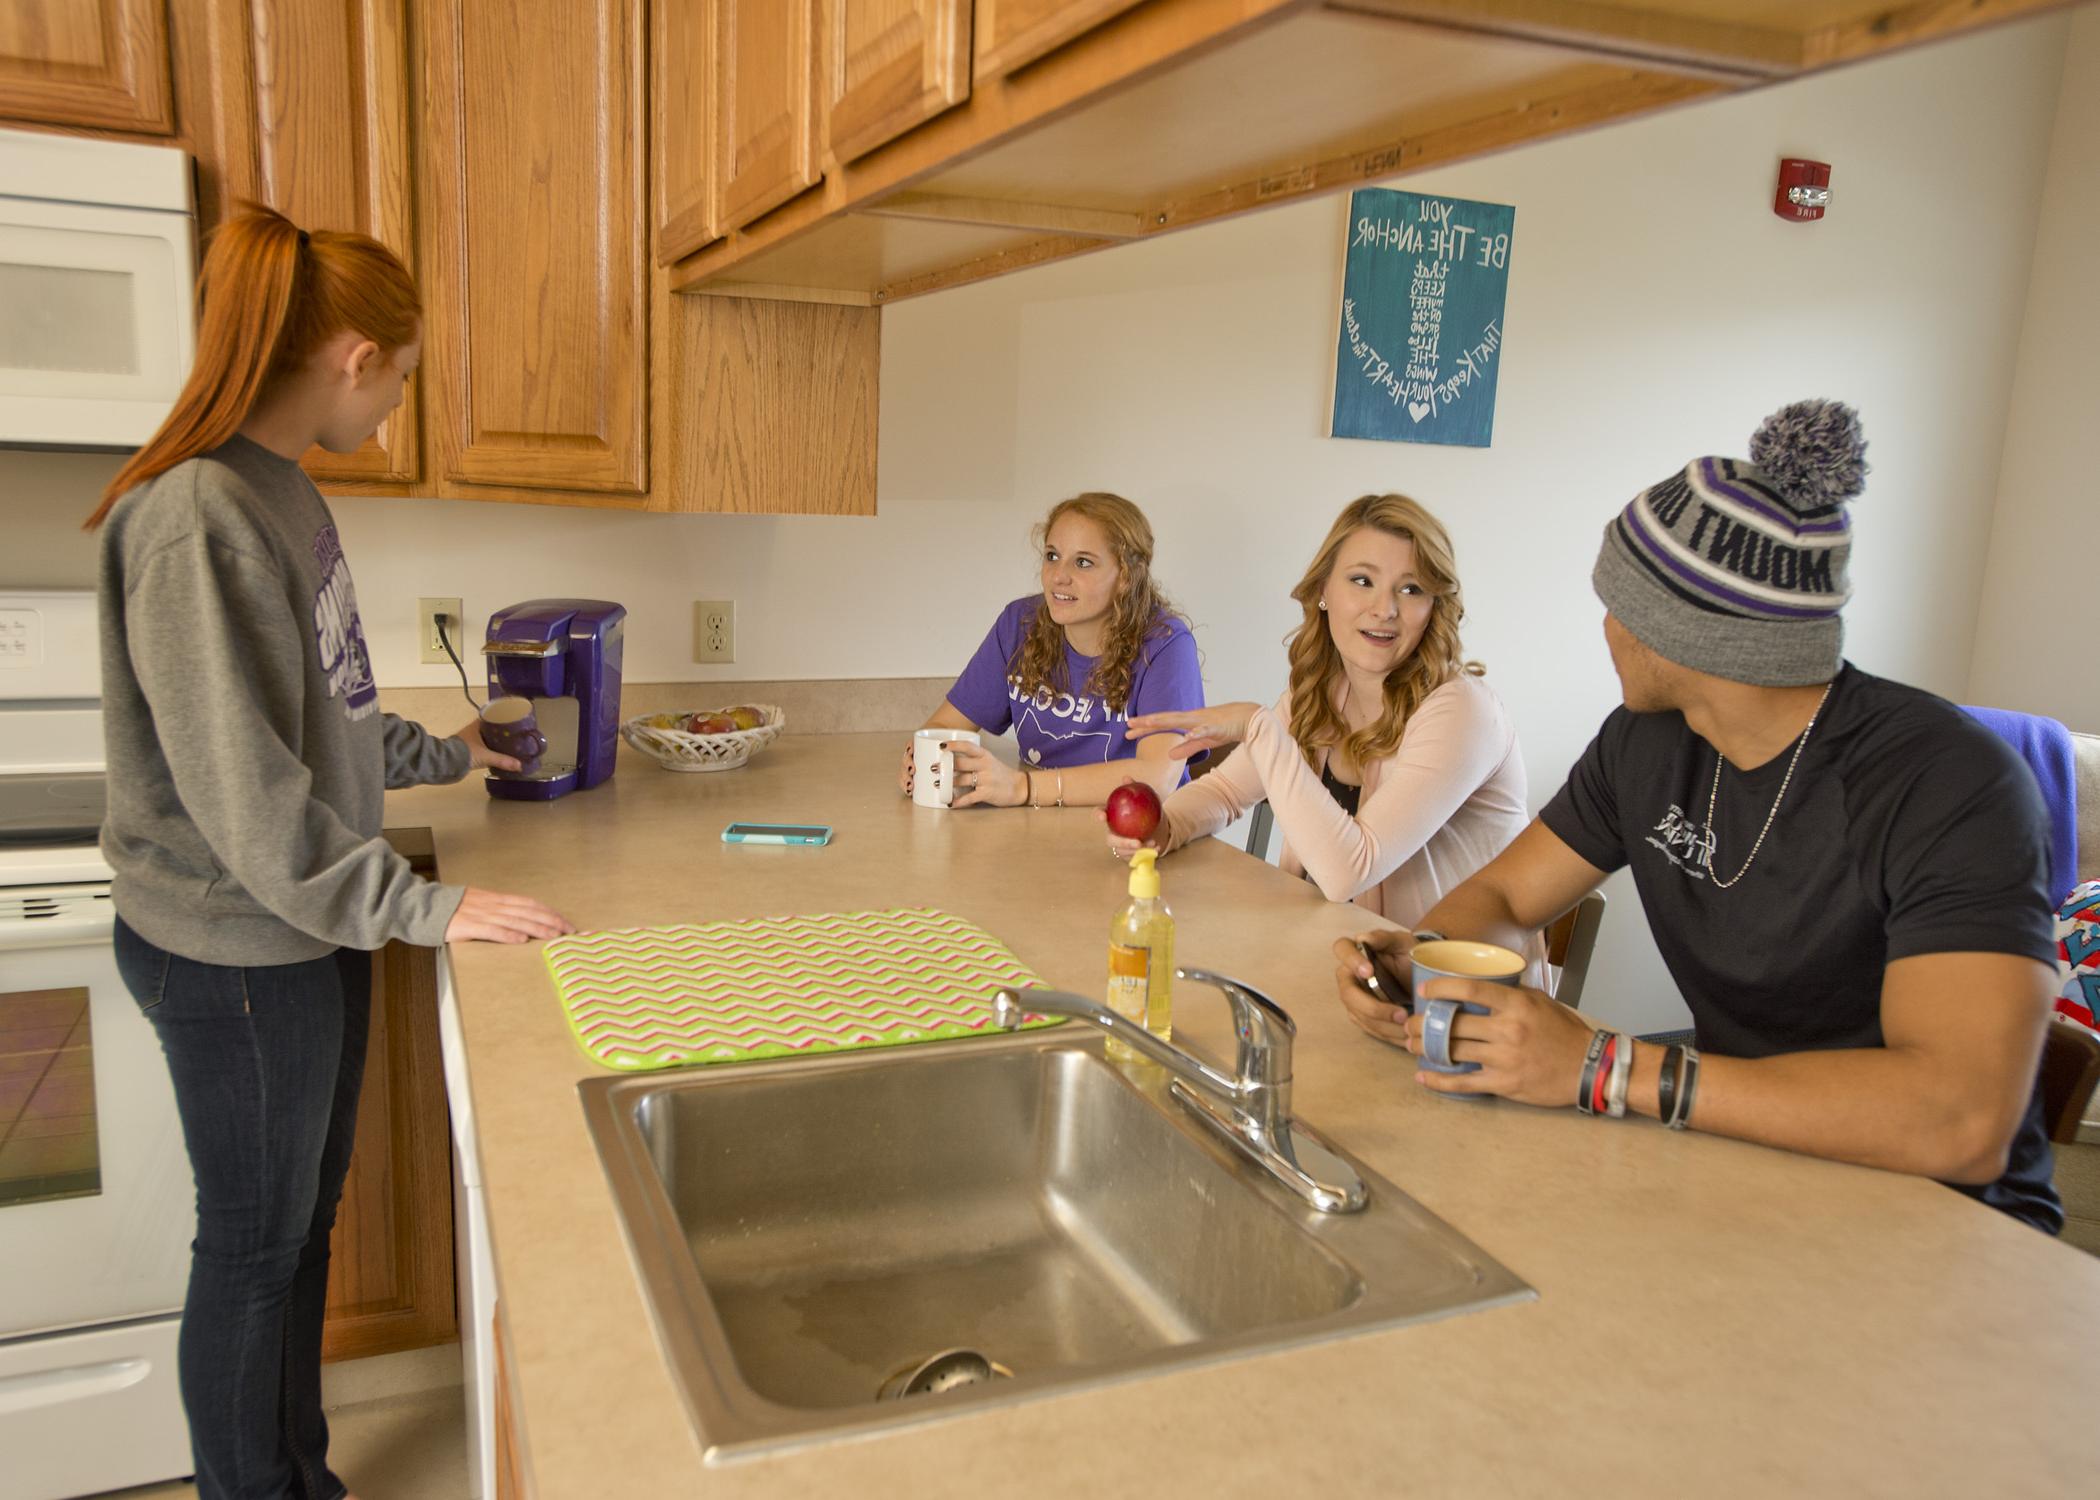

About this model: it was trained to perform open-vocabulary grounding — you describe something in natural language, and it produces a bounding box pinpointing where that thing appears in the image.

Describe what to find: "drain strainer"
[877,1348,1015,1400]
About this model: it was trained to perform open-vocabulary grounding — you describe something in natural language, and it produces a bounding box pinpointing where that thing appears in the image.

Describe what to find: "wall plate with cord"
[418,597,463,665]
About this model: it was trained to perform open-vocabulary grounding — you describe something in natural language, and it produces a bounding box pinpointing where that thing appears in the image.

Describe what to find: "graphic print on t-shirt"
[1008,677,1123,764]
[1647,802,1716,880]
[311,525,379,721]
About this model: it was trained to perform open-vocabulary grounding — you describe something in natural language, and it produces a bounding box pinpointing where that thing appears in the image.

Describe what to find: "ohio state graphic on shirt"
[946,596,1205,773]
[311,525,379,720]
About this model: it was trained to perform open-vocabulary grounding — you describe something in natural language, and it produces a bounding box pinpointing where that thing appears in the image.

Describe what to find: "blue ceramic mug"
[1413,939,1525,1076]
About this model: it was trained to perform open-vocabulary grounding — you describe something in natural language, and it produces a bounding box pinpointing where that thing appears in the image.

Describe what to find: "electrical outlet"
[693,600,734,664]
[418,597,463,666]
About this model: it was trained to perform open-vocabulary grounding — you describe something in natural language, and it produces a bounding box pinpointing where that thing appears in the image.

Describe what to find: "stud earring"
[1317,600,1328,611]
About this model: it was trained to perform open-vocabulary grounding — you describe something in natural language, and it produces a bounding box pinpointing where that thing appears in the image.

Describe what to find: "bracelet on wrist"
[1606,1034,1634,1118]
[1669,1046,1701,1131]
[1023,770,1036,808]
[1658,1044,1682,1124]
[1576,1028,1609,1115]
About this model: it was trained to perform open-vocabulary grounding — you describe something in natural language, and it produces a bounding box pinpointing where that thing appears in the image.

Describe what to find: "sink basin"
[580,1033,1531,1458]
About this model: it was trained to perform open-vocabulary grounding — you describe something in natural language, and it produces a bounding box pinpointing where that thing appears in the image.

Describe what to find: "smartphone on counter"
[1356,940,1413,1011]
[721,821,833,846]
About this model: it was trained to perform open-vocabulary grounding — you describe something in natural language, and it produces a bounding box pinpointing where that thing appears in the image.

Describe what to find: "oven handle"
[0,1357,151,1415]
[0,907,116,951]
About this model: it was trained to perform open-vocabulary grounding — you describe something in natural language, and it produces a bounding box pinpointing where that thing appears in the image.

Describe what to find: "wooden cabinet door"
[971,0,1147,84]
[821,0,969,168]
[715,0,819,232]
[0,0,172,133]
[322,937,457,1360]
[655,0,717,265]
[421,0,649,496]
[193,0,418,486]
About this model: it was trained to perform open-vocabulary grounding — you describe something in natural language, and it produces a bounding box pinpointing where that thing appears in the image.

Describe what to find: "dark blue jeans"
[114,917,370,1500]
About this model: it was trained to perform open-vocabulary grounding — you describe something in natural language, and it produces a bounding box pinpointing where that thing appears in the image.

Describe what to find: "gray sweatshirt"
[97,435,470,964]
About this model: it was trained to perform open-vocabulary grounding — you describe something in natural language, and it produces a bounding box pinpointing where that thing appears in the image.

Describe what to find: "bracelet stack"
[1574,1029,1644,1121]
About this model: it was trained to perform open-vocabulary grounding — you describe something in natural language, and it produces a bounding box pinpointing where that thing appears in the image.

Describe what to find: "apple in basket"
[685,712,737,736]
[726,705,765,730]
[1104,782,1162,841]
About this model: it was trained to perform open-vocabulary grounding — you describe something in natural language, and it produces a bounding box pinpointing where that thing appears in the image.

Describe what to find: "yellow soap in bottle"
[1105,848,1174,1061]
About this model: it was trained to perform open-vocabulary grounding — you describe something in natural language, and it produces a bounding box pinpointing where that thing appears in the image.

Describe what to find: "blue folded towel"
[1961,706,2079,898]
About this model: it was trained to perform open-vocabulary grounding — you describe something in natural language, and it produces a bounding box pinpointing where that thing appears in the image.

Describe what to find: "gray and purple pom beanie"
[1592,399,1869,687]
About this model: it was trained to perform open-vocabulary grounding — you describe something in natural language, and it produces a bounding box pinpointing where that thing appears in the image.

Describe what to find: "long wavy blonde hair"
[1286,494,1481,767]
[1010,492,1179,714]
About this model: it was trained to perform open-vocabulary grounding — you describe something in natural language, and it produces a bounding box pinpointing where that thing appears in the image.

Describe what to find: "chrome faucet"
[994,968,1368,1213]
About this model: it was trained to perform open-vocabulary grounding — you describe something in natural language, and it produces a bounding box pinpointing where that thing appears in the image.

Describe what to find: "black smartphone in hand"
[1356,940,1413,1012]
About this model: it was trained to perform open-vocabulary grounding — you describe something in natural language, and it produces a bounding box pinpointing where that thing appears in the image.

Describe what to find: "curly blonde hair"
[1010,493,1179,714]
[1285,494,1482,767]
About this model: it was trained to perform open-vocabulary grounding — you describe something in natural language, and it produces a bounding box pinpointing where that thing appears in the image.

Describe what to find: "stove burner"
[0,773,107,848]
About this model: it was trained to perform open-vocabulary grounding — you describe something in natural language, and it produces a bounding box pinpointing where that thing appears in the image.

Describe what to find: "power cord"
[435,615,482,711]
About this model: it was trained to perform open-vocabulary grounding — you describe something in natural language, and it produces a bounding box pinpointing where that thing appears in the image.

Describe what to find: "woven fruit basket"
[620,705,786,773]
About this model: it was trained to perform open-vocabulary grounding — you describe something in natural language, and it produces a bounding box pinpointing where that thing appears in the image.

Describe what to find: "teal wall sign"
[1331,188,1515,448]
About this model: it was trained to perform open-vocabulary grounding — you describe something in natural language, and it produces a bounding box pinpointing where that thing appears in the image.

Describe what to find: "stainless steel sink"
[580,1033,1531,1459]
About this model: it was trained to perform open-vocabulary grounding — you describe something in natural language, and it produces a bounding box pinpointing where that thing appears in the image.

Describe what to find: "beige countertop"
[386,733,2100,1498]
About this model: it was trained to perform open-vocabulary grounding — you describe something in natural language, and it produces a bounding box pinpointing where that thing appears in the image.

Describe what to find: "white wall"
[1967,4,2100,732]
[1,15,2076,1032]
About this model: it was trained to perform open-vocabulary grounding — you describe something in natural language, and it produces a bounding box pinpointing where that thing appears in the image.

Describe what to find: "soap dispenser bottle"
[1106,848,1174,1061]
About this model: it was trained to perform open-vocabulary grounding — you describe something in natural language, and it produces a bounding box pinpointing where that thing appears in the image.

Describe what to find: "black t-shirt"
[1540,663,2061,1233]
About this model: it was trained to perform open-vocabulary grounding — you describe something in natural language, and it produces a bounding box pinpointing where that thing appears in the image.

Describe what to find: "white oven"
[0,126,197,451]
[0,591,196,1498]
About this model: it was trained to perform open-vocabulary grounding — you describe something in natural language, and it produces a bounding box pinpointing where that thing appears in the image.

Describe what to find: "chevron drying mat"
[542,907,1062,1071]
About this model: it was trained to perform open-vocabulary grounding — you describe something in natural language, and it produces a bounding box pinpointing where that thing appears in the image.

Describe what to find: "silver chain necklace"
[1704,680,1835,890]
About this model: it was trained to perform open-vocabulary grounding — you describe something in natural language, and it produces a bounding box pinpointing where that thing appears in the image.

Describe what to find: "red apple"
[1104,782,1162,842]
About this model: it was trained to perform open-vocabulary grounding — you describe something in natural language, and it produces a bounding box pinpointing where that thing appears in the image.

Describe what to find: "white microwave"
[0,126,196,451]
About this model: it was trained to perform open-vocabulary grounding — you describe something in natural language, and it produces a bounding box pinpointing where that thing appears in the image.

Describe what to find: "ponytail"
[86,204,420,529]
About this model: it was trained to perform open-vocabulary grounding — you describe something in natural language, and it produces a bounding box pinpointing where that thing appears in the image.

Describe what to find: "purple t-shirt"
[947,596,1205,773]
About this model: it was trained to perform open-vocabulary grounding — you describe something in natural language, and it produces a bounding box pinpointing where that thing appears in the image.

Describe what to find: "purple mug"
[479,697,547,775]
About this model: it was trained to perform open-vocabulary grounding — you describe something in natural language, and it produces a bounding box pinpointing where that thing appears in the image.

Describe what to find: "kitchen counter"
[386,733,2100,1498]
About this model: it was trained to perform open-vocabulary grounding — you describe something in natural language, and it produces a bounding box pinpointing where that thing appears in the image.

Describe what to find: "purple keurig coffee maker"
[480,600,625,801]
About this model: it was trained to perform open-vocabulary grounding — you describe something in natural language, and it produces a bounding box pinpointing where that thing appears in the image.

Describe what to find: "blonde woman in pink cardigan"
[1107,494,1544,981]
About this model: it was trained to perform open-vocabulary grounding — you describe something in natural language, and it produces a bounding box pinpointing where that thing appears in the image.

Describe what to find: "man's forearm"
[1416,878,1541,954]
[1621,1040,2018,1184]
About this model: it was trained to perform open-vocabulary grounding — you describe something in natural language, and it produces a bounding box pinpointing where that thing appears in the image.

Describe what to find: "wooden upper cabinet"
[0,0,172,133]
[971,0,1147,85]
[420,0,649,497]
[716,0,819,232]
[195,0,419,485]
[821,0,969,169]
[655,0,717,266]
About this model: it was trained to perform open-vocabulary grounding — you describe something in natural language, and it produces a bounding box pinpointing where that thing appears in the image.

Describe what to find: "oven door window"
[0,986,100,1207]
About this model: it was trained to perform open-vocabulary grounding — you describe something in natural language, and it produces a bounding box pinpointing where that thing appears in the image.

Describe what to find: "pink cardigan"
[1164,674,1546,982]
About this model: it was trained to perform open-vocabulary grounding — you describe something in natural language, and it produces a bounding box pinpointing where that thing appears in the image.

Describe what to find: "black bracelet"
[1657,1044,1681,1125]
[1575,1028,1608,1115]
[1670,1046,1701,1131]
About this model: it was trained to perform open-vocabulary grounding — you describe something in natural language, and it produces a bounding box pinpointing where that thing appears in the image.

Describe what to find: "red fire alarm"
[1775,158,1831,222]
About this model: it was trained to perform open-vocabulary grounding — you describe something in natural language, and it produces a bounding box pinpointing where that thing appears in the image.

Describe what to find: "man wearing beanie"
[1336,400,2062,1232]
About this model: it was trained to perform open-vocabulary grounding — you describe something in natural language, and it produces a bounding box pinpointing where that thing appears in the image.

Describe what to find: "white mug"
[911,728,980,809]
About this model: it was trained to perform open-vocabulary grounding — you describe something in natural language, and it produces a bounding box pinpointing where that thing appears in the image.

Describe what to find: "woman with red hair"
[89,207,570,1500]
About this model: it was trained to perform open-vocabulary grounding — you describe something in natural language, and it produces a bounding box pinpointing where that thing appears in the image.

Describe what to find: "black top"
[1541,663,2060,1233]
[1319,761,1362,817]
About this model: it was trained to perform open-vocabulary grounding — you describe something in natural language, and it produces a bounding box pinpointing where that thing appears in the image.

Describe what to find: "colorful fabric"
[946,596,1205,773]
[1592,399,1864,687]
[544,907,1060,1071]
[2055,881,2100,1029]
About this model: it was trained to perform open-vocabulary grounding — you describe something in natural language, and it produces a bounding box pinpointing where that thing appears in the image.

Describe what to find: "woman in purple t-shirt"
[899,492,1205,809]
